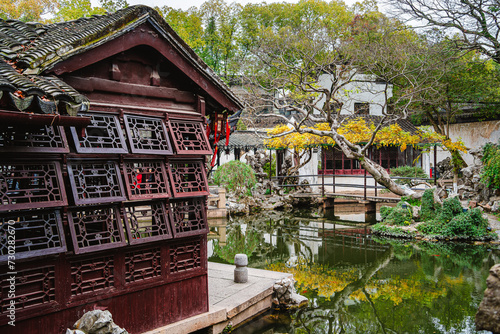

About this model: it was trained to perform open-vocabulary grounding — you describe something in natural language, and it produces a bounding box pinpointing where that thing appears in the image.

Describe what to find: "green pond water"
[207,209,500,334]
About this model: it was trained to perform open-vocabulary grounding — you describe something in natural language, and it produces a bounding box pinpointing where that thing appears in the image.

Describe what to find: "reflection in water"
[208,210,500,334]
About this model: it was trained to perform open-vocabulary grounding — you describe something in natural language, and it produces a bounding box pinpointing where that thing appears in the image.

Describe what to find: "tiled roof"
[243,113,418,134]
[217,130,266,149]
[0,5,242,115]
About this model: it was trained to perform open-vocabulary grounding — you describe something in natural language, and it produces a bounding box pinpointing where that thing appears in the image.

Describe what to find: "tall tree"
[242,3,438,197]
[387,0,500,64]
[157,6,204,52]
[0,0,58,21]
[198,0,241,81]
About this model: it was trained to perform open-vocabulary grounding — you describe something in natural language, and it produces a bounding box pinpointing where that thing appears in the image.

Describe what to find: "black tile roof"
[217,130,267,149]
[0,5,242,115]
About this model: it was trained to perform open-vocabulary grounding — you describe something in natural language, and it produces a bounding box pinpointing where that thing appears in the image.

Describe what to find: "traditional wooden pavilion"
[0,6,242,334]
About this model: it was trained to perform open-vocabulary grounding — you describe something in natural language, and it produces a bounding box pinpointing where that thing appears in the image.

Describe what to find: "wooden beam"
[0,110,91,127]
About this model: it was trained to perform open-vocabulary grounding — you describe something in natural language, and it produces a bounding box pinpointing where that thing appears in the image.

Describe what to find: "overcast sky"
[91,0,364,11]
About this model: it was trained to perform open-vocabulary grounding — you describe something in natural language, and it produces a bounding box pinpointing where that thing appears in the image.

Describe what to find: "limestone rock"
[476,264,500,334]
[273,277,308,309]
[73,310,128,334]
[492,201,500,213]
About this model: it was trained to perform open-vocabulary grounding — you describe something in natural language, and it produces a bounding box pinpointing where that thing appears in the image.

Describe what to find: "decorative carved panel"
[0,265,56,313]
[71,112,127,154]
[0,210,66,262]
[70,256,114,296]
[67,161,126,205]
[169,120,212,155]
[0,161,67,211]
[123,115,173,155]
[169,197,208,237]
[169,238,202,274]
[67,206,126,254]
[124,247,162,284]
[0,125,69,153]
[123,202,174,245]
[167,160,209,197]
[123,160,170,200]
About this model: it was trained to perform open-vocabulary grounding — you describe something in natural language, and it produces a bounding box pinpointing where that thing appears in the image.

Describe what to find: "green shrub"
[400,195,421,207]
[380,204,412,226]
[380,206,392,220]
[434,196,463,224]
[442,208,489,238]
[213,161,257,196]
[421,189,439,222]
[371,223,414,237]
[390,166,428,186]
[481,141,500,189]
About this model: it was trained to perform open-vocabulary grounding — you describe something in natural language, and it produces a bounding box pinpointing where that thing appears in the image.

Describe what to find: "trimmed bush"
[213,160,257,196]
[443,208,489,238]
[380,204,412,226]
[421,189,438,222]
[434,196,463,224]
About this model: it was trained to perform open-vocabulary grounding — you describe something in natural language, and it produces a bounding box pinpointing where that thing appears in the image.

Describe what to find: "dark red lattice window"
[169,197,208,237]
[0,125,69,153]
[70,255,114,296]
[122,160,170,200]
[67,206,127,254]
[0,162,67,211]
[0,265,56,313]
[169,237,203,274]
[71,112,127,154]
[167,160,209,197]
[123,114,173,155]
[0,210,66,262]
[67,161,126,205]
[125,247,162,285]
[169,119,212,155]
[123,201,174,244]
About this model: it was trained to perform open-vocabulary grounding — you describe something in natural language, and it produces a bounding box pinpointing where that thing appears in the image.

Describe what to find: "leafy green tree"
[0,0,58,21]
[197,0,241,80]
[100,0,129,12]
[157,6,204,52]
[53,0,105,21]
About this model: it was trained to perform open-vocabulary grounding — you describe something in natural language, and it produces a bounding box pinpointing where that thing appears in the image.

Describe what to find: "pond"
[207,207,500,334]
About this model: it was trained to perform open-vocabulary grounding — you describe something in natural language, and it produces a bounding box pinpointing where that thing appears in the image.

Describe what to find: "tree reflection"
[218,211,500,334]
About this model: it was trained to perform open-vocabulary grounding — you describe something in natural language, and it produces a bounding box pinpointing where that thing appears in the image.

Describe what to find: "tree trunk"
[332,133,417,197]
[358,156,417,197]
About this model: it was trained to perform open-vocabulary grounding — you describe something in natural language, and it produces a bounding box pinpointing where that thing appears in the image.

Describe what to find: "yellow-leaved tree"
[241,1,471,197]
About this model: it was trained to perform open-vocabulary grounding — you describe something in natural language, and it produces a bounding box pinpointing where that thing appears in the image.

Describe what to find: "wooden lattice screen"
[0,111,211,332]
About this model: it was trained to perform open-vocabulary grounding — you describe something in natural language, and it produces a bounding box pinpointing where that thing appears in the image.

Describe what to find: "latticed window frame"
[67,160,126,205]
[168,119,212,155]
[123,114,174,155]
[0,210,67,263]
[169,197,208,238]
[167,159,210,198]
[122,200,175,245]
[67,205,127,254]
[0,124,69,153]
[70,112,128,154]
[122,159,171,200]
[0,160,68,212]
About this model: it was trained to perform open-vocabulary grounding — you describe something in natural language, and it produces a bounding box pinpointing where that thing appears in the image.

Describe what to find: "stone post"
[234,254,248,283]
